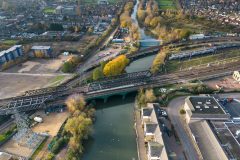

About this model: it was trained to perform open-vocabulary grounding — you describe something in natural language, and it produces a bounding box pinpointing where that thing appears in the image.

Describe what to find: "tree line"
[137,0,191,43]
[120,1,141,41]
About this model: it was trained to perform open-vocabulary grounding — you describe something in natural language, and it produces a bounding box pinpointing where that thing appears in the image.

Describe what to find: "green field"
[1,40,18,45]
[157,0,176,10]
[43,7,56,14]
[165,49,240,73]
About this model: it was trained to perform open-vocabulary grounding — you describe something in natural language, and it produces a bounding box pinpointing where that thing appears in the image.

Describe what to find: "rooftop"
[142,108,153,117]
[148,142,164,158]
[186,96,225,114]
[0,45,22,57]
[31,46,51,50]
[145,122,158,134]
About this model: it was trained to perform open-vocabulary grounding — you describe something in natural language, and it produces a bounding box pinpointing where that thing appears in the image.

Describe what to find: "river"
[83,94,138,160]
[83,1,157,159]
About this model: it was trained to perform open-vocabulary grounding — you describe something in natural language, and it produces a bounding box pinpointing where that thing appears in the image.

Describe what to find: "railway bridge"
[0,60,239,115]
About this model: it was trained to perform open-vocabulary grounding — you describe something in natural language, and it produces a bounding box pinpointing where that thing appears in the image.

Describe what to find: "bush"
[180,109,186,115]
[43,153,55,160]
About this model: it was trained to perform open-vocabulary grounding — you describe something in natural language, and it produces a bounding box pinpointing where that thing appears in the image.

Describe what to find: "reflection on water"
[83,94,138,160]
[126,54,156,73]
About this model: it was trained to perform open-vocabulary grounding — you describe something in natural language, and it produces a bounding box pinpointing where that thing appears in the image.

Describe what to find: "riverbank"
[134,101,147,160]
[83,94,138,160]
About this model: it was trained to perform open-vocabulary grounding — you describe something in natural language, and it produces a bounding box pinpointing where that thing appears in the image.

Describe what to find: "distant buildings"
[0,45,24,66]
[233,71,240,83]
[30,46,53,58]
[141,103,168,160]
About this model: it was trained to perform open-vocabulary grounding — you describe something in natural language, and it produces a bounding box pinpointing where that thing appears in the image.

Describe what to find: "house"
[147,142,166,160]
[144,122,158,142]
[141,107,153,124]
[233,71,240,83]
[141,103,169,160]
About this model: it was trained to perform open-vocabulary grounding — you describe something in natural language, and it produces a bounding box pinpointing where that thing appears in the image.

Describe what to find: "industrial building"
[233,71,240,83]
[30,46,53,58]
[0,45,24,66]
[184,96,229,123]
[184,96,231,160]
[141,103,168,160]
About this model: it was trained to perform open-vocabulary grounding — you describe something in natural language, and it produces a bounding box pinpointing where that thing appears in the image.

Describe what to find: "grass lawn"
[1,40,18,45]
[43,8,56,14]
[49,75,66,87]
[157,0,176,10]
[165,49,240,73]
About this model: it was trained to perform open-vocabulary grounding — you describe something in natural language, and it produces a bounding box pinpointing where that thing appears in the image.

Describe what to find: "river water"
[83,1,157,159]
[83,94,138,160]
[127,0,157,73]
[131,0,153,40]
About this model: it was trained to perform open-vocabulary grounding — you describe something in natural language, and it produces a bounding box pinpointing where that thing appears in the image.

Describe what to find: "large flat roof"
[0,45,22,57]
[187,96,225,114]
[31,46,51,50]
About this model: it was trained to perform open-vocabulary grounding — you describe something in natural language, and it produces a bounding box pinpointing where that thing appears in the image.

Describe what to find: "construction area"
[0,110,69,159]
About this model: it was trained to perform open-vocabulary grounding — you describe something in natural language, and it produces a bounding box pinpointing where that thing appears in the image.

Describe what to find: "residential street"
[167,97,201,160]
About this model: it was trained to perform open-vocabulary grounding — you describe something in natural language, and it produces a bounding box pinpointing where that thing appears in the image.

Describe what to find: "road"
[167,97,201,160]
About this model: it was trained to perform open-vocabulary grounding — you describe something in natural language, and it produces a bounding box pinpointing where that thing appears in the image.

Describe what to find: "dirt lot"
[32,111,69,136]
[0,73,71,99]
[204,75,240,91]
[4,55,71,74]
[32,111,69,159]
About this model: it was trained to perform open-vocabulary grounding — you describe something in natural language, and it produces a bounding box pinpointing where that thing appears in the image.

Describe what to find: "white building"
[141,103,168,160]
[233,71,240,83]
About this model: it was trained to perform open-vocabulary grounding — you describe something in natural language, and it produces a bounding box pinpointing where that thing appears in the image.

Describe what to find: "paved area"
[159,117,185,160]
[204,76,240,91]
[167,97,201,160]
[0,73,71,99]
[135,110,147,160]
[5,55,71,74]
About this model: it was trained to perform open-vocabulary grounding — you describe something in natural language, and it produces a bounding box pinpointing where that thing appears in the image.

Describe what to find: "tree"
[137,9,146,22]
[180,109,186,115]
[62,61,74,73]
[150,17,162,28]
[87,26,94,34]
[145,89,157,102]
[93,67,104,80]
[103,55,129,77]
[65,94,86,114]
[49,23,64,31]
[64,115,92,153]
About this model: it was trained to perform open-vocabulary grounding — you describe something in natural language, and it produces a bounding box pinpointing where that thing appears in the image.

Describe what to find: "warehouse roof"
[186,96,225,114]
[31,46,51,50]
[0,45,22,57]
